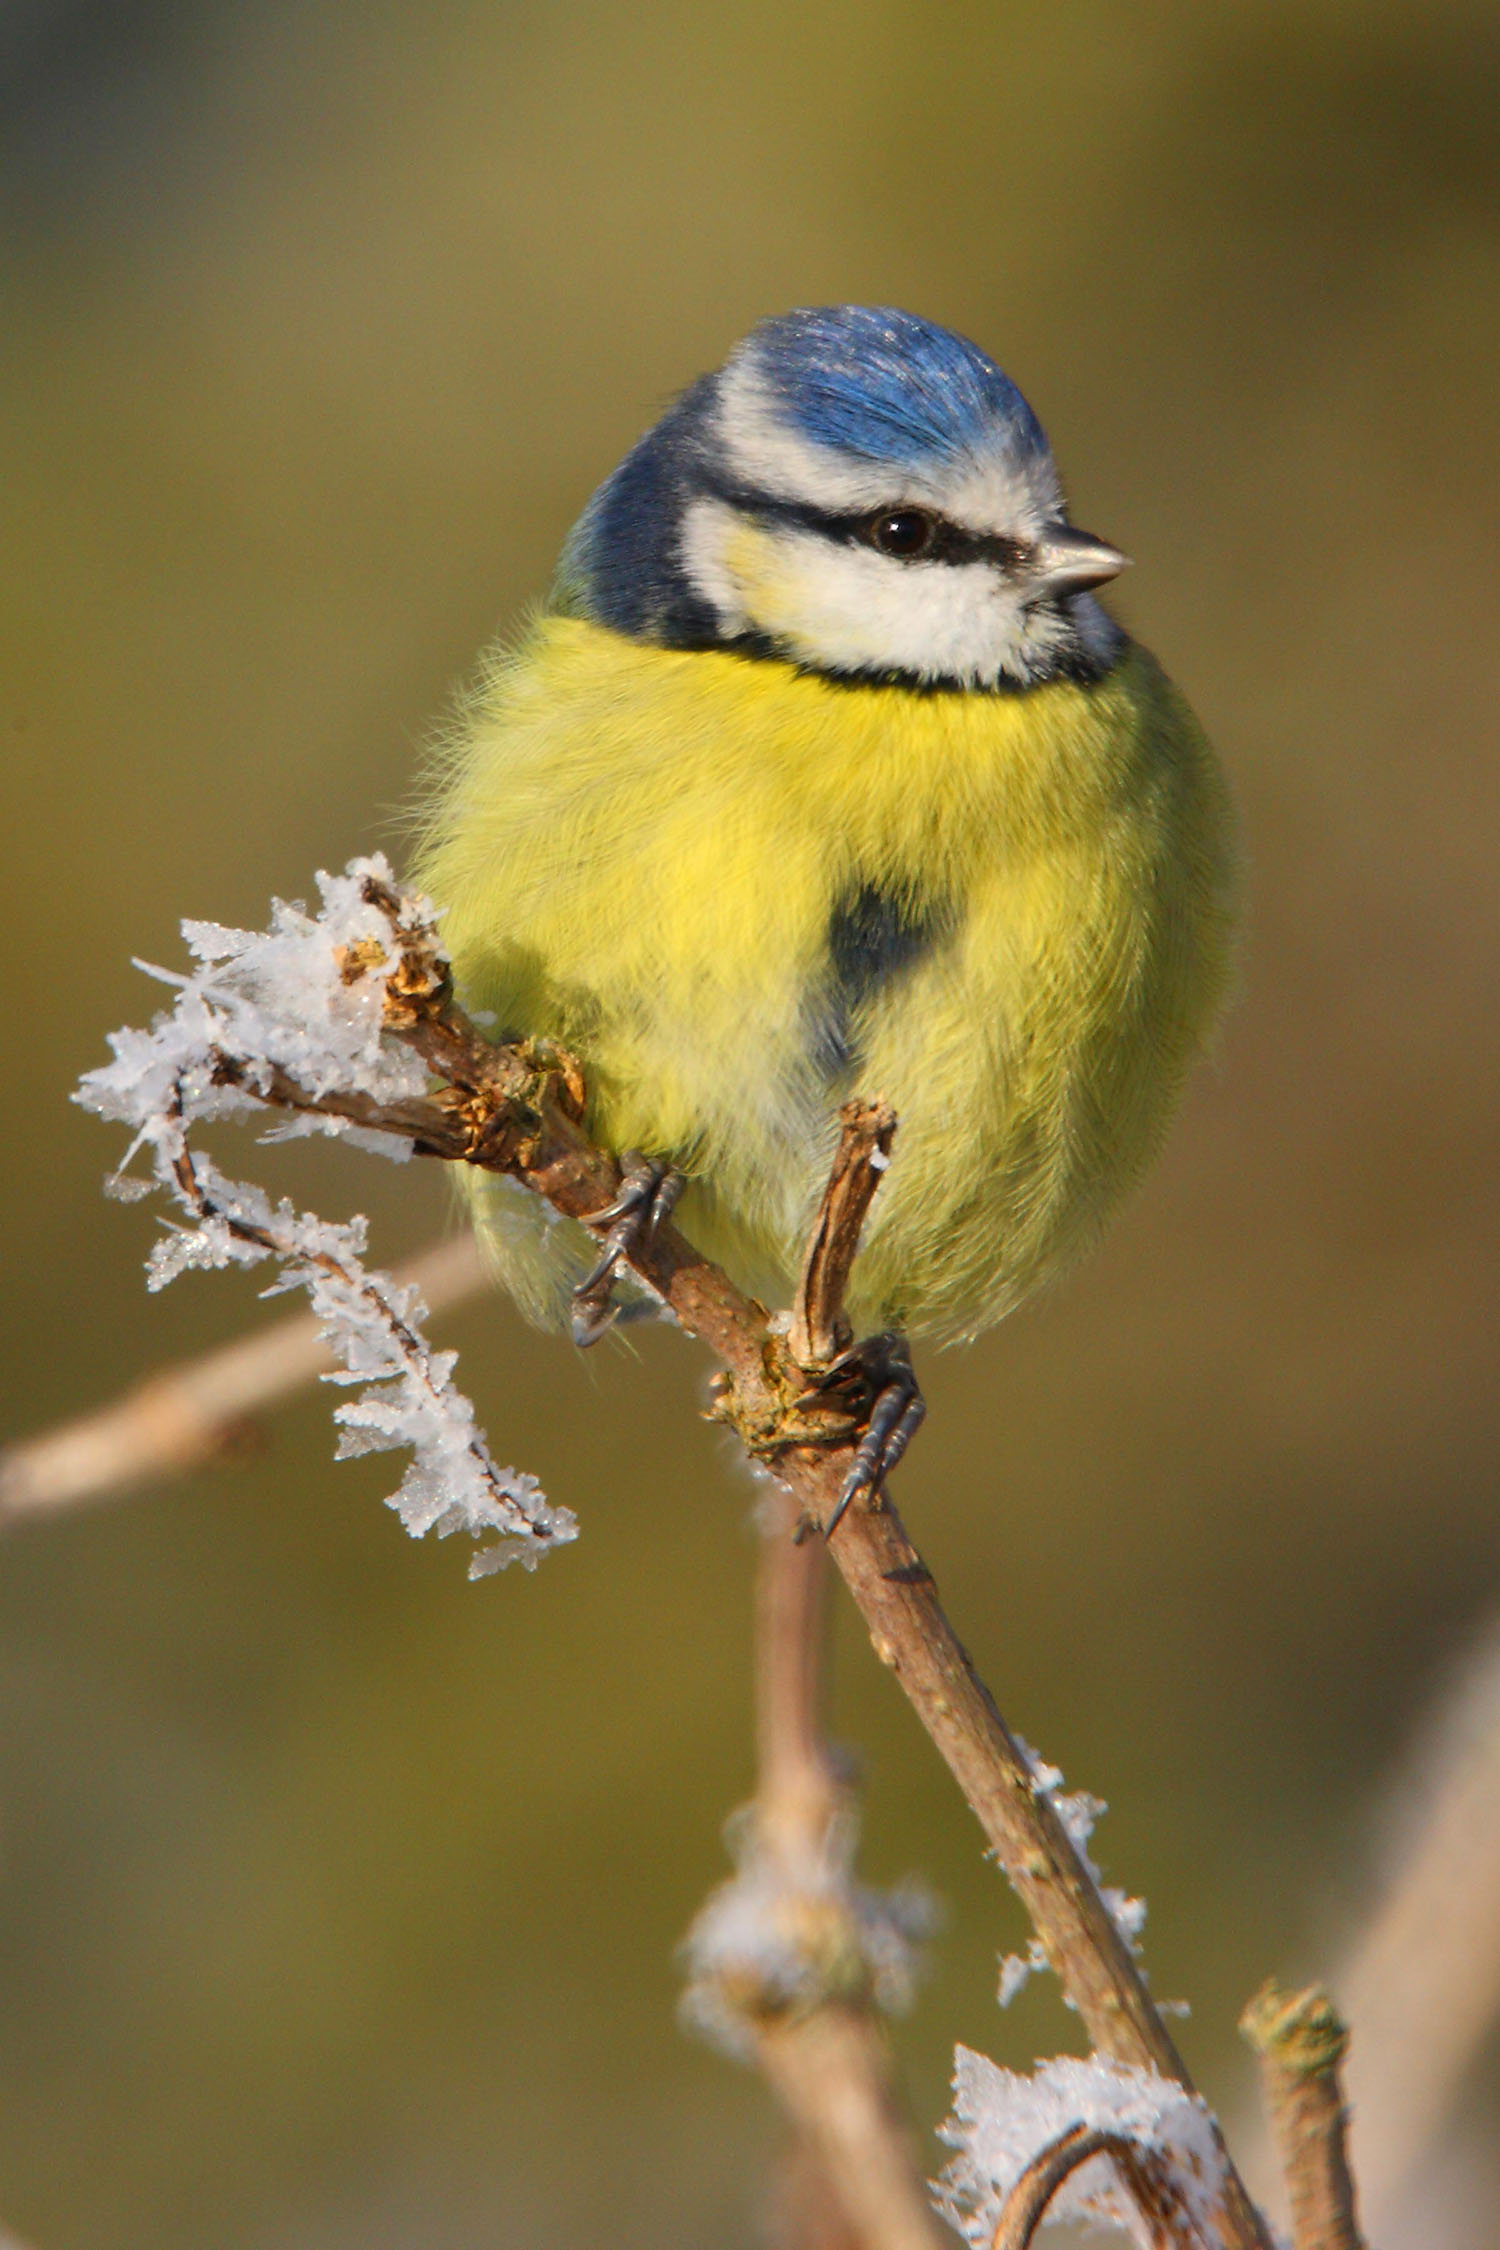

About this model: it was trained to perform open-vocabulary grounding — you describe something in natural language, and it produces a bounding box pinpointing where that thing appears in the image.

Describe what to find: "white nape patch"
[680,497,1113,688]
[678,495,754,638]
[714,355,1065,544]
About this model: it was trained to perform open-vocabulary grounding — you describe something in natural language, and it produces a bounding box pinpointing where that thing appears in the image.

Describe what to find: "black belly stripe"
[816,882,953,1078]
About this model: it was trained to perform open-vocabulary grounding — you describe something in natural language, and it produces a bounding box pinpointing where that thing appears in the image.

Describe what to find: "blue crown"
[744,306,1049,469]
[554,307,1051,647]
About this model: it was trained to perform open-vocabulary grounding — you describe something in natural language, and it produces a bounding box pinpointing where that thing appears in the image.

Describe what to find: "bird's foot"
[795,1331,926,1536]
[570,1152,684,1347]
[704,1331,924,1534]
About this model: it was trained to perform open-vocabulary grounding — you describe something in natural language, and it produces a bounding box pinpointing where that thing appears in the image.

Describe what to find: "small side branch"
[989,2124,1176,2250]
[788,1100,897,1369]
[754,2002,946,2250]
[756,1487,839,1852]
[1240,1983,1364,2250]
[693,1478,944,2250]
[0,1236,486,1521]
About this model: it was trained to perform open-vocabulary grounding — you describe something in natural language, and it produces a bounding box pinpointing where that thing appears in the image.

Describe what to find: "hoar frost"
[681,1807,932,2059]
[77,855,574,1577]
[936,2047,1227,2246]
[997,1743,1153,2010]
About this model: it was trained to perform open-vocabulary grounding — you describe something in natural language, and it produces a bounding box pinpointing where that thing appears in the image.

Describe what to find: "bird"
[414,306,1238,1504]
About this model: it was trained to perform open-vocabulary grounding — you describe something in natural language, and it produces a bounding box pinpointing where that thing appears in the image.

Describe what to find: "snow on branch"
[76,857,575,1577]
[936,2046,1228,2248]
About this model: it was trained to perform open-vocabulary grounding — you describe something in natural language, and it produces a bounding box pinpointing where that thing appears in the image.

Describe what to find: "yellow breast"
[417,616,1239,1340]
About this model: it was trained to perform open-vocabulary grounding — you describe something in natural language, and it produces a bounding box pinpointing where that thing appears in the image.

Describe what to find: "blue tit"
[415,306,1239,1353]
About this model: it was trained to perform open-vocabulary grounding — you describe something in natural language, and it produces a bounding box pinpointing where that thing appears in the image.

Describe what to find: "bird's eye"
[868,508,936,559]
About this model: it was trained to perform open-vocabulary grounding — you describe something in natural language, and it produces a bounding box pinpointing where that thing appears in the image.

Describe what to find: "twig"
[755,1487,839,1855]
[824,1503,1182,2074]
[754,2003,948,2250]
[755,1117,1195,2081]
[787,1099,897,1369]
[744,1478,946,2250]
[1240,1984,1364,2250]
[0,1236,486,1522]
[988,2123,1177,2250]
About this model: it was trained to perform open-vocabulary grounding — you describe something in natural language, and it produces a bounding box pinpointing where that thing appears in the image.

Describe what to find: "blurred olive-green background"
[3,4,1499,2245]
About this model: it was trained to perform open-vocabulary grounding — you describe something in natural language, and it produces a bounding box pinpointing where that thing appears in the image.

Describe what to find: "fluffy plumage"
[416,308,1239,1342]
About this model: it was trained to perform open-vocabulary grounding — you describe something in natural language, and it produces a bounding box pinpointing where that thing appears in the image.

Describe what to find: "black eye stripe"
[700,478,1028,572]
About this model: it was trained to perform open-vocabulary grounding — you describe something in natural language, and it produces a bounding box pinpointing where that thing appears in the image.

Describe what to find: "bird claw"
[799,1331,926,1537]
[570,1153,684,1348]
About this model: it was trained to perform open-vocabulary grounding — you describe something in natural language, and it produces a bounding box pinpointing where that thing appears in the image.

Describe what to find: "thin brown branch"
[1240,1983,1364,2250]
[749,1110,1224,2200]
[989,2123,1179,2250]
[744,1481,947,2250]
[755,1485,839,1852]
[754,2004,947,2250]
[826,1494,1181,2072]
[788,1100,897,1369]
[813,1498,1268,2250]
[0,1235,487,1522]
[767,2138,869,2250]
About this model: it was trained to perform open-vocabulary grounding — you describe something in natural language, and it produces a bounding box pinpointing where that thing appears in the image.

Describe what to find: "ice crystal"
[936,2046,1227,2245]
[998,1937,1050,2008]
[995,1743,1148,2008]
[77,856,573,1576]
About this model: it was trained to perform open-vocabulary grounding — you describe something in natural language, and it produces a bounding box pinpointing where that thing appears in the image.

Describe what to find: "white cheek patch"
[680,501,1073,688]
[759,535,1064,686]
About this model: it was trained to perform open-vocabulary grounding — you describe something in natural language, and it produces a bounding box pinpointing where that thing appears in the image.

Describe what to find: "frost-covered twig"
[714,1113,1269,2248]
[688,1806,938,2250]
[0,1234,485,1522]
[75,860,572,1576]
[984,2125,1167,2250]
[937,2049,1229,2250]
[1241,1984,1364,2250]
[691,1118,1237,2250]
[995,1748,1147,2009]
[704,1122,1201,2071]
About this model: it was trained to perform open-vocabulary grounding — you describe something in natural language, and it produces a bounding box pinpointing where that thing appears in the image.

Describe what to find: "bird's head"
[556,305,1128,692]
